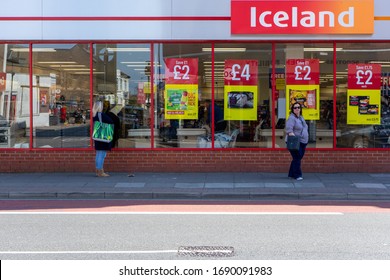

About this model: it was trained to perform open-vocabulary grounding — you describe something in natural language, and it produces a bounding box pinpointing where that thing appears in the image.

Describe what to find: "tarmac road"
[0,200,389,260]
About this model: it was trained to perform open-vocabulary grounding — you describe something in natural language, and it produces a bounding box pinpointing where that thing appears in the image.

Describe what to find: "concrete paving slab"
[234,183,264,188]
[293,182,325,188]
[114,182,145,188]
[354,183,387,189]
[264,183,294,188]
[174,183,205,188]
[205,183,234,189]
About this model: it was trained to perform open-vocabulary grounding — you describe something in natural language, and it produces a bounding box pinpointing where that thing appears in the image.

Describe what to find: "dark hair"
[290,102,302,115]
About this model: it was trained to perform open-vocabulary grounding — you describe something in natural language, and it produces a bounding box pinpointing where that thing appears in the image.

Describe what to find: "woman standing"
[285,102,309,180]
[92,101,114,177]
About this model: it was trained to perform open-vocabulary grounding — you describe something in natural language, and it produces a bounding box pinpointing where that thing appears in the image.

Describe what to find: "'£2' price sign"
[286,59,319,85]
[348,64,381,90]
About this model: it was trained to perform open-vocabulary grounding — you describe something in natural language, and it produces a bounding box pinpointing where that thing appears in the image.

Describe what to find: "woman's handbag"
[92,113,114,143]
[286,135,300,151]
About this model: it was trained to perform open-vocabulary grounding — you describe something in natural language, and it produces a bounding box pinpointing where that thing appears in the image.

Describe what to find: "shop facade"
[0,0,389,173]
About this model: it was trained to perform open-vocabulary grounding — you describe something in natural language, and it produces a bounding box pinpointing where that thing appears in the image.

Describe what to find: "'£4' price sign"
[224,60,258,85]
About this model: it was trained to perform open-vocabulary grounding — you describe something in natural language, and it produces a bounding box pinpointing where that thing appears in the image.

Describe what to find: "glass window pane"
[32,44,90,148]
[154,43,211,148]
[94,44,151,148]
[336,43,390,148]
[214,43,272,148]
[0,44,29,148]
[275,43,335,148]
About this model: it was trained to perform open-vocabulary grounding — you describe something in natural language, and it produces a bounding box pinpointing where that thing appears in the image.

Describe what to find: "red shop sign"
[286,59,319,85]
[348,64,381,90]
[224,59,258,86]
[165,58,198,84]
[231,0,374,35]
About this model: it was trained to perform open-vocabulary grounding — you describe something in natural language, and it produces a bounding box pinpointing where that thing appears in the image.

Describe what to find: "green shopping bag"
[92,113,114,143]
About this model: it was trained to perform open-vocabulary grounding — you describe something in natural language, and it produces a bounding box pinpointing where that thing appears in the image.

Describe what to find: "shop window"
[214,43,272,148]
[0,44,29,148]
[336,43,390,148]
[275,43,335,148]
[32,44,90,148]
[153,43,211,148]
[93,44,151,148]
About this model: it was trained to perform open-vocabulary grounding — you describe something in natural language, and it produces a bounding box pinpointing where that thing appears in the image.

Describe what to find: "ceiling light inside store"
[203,61,226,64]
[369,61,390,64]
[12,48,57,52]
[62,68,93,71]
[304,48,342,52]
[106,48,150,52]
[202,48,246,52]
[49,65,86,68]
[37,61,77,64]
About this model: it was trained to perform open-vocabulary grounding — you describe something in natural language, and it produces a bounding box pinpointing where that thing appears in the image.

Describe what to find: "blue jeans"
[288,142,307,179]
[95,150,107,170]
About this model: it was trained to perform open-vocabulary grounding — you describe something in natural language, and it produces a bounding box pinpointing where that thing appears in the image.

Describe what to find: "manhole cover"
[178,246,234,257]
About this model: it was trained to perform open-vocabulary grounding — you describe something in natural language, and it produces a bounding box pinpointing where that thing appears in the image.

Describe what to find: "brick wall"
[0,149,389,173]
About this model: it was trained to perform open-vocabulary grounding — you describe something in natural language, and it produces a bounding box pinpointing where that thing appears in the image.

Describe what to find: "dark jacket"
[93,112,114,151]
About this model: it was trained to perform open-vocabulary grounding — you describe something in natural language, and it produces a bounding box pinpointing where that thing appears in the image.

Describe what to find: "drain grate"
[178,246,234,257]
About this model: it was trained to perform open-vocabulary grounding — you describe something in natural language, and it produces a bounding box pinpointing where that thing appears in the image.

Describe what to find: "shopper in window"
[93,101,114,177]
[285,102,309,181]
[204,99,227,133]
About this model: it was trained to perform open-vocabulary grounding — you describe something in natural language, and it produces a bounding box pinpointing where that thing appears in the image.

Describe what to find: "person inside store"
[285,102,309,181]
[203,99,227,133]
[93,100,114,177]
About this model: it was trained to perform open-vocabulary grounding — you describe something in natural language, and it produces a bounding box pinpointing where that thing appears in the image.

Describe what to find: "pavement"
[1,172,390,201]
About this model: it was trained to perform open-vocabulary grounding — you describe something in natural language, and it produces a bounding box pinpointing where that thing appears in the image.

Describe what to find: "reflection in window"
[214,43,272,148]
[336,43,390,148]
[0,44,30,148]
[32,44,90,148]
[93,44,151,148]
[275,43,335,148]
[154,43,211,148]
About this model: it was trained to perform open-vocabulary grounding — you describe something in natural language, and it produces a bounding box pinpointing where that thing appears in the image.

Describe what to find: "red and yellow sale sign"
[164,58,198,120]
[224,59,258,121]
[347,64,381,125]
[231,0,374,35]
[286,59,320,120]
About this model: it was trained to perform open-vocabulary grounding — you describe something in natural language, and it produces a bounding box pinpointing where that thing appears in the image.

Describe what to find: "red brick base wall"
[0,149,389,173]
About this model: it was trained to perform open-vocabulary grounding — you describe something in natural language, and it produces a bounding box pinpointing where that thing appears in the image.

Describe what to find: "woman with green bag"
[92,101,114,177]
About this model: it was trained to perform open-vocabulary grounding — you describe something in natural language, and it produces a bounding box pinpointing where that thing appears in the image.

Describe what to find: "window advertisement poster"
[224,59,258,120]
[347,64,381,125]
[286,59,320,120]
[164,58,198,120]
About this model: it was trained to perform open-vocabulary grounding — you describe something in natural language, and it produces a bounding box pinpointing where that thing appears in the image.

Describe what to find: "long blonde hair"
[92,101,103,117]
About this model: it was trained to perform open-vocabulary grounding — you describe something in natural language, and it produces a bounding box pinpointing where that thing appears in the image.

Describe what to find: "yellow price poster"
[286,59,320,121]
[224,85,258,120]
[347,89,380,125]
[286,85,320,120]
[224,59,258,121]
[164,58,199,120]
[347,64,381,125]
[164,84,198,120]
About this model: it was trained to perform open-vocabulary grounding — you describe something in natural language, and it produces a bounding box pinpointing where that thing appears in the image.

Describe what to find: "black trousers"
[288,142,307,179]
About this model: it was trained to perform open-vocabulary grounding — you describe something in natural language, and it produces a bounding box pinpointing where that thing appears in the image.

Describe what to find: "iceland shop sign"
[231,0,374,34]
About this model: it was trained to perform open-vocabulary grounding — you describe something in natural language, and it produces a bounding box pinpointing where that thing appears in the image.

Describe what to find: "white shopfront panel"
[0,0,388,40]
